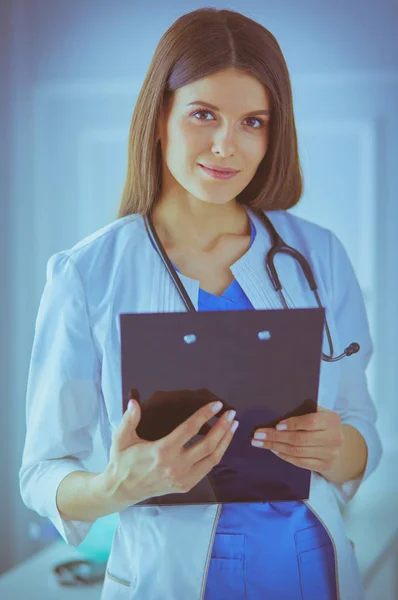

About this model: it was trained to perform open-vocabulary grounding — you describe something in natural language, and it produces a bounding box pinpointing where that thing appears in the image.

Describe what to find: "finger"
[113,399,142,453]
[163,399,225,448]
[256,441,336,461]
[276,408,339,432]
[191,415,238,479]
[188,409,238,464]
[254,429,338,447]
[268,449,334,472]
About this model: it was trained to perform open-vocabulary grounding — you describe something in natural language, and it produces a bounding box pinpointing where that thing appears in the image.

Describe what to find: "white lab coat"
[19,207,383,599]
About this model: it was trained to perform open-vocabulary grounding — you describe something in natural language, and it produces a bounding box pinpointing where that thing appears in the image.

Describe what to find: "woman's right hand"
[101,398,239,506]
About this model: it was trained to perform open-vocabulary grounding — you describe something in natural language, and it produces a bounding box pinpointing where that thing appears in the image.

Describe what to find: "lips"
[199,164,240,174]
[199,164,239,180]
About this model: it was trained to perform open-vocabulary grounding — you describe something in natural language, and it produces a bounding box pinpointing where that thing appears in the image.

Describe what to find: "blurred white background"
[0,0,397,598]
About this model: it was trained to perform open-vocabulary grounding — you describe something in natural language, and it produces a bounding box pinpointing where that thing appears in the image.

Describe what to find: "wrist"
[318,424,368,484]
[92,468,129,510]
[93,466,145,510]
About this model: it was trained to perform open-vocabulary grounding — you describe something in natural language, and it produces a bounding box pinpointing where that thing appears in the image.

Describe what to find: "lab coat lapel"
[230,209,312,311]
[147,237,199,313]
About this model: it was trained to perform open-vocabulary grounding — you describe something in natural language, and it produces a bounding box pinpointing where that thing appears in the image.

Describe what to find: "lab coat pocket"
[204,533,247,600]
[100,568,132,599]
[295,523,338,600]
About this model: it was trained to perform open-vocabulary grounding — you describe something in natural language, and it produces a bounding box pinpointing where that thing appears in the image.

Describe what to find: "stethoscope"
[143,210,360,363]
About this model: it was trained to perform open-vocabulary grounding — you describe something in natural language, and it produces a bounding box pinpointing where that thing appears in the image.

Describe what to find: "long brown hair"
[116,7,303,219]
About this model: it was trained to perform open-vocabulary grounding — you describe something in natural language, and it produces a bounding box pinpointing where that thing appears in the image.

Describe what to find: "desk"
[0,541,102,599]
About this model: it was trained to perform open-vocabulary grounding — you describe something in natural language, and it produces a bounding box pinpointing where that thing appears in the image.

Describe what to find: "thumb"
[113,398,142,453]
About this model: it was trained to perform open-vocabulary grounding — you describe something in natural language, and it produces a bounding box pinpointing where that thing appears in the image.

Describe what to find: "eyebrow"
[186,101,270,117]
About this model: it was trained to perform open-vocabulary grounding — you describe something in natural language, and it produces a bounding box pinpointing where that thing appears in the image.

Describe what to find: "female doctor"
[19,7,382,600]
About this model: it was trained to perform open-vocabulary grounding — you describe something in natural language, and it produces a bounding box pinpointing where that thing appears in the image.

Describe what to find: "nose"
[211,126,238,157]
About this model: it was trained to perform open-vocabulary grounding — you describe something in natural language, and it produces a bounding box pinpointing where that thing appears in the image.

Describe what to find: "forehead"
[173,69,271,110]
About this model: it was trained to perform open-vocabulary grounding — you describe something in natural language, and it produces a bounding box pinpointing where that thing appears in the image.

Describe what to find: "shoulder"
[265,209,333,251]
[264,209,349,274]
[45,214,147,280]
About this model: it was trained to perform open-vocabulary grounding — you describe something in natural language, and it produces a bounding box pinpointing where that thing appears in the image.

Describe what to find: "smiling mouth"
[198,163,240,174]
[198,164,240,180]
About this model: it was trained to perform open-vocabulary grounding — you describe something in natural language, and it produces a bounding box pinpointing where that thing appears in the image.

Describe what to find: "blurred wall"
[0,0,13,576]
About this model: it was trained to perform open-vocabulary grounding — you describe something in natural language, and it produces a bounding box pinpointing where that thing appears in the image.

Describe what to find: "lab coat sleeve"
[19,252,102,547]
[327,230,383,504]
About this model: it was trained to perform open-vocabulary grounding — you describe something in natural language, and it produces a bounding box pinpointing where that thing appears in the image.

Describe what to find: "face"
[156,68,271,208]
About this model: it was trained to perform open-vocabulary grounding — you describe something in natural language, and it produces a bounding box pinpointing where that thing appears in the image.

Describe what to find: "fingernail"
[276,424,287,431]
[251,440,264,447]
[227,410,236,422]
[254,432,267,440]
[231,420,239,433]
[211,401,223,412]
[128,399,135,413]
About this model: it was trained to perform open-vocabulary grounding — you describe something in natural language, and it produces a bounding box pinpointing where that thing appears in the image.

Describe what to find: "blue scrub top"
[174,218,338,599]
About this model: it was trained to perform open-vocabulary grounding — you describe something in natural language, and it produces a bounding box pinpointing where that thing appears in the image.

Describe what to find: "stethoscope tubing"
[143,211,359,363]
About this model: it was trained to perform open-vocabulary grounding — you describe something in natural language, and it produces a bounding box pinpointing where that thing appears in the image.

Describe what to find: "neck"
[152,196,250,251]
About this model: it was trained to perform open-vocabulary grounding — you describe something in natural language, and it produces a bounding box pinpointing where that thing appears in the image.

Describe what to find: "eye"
[245,116,266,129]
[192,110,213,121]
[191,110,265,129]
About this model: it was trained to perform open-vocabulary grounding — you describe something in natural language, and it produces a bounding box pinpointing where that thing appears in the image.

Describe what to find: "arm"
[322,231,383,502]
[19,253,104,547]
[56,470,135,521]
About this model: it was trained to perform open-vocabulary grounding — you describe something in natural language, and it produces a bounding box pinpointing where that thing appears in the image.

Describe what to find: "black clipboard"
[120,307,325,506]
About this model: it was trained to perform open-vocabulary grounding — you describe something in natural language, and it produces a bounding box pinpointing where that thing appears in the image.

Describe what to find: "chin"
[199,196,236,206]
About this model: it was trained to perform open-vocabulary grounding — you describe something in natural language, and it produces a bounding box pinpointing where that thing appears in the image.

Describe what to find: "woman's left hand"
[251,406,345,473]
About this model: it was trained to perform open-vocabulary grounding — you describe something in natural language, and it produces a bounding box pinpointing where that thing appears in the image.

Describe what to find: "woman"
[19,7,382,600]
